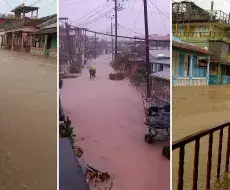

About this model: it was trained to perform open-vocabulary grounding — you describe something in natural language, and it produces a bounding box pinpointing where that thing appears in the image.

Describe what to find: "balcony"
[173,121,230,190]
[173,31,230,43]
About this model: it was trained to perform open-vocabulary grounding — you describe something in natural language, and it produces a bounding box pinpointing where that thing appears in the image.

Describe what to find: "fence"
[172,121,230,190]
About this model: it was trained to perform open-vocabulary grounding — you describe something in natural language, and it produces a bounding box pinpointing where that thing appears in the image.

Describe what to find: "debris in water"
[85,165,110,187]
[75,146,84,158]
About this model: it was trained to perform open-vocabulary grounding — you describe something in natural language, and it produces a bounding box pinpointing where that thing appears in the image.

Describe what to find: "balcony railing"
[173,121,230,190]
[173,32,230,41]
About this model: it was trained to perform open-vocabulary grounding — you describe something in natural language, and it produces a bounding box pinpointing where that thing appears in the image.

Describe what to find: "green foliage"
[130,66,147,85]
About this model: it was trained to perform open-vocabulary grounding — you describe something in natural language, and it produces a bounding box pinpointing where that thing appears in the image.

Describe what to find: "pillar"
[36,10,38,19]
[189,55,193,86]
[44,34,48,55]
[218,63,221,84]
[11,33,14,50]
[206,56,210,85]
[21,32,24,51]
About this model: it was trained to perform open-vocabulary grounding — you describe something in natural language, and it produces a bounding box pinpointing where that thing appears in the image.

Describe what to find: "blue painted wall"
[192,55,207,77]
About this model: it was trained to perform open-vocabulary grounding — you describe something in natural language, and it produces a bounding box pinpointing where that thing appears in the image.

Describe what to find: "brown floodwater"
[173,85,230,189]
[0,50,57,190]
[61,55,170,190]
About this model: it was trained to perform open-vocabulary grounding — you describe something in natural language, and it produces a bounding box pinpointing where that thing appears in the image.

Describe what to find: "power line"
[77,3,113,26]
[3,0,13,10]
[148,0,169,19]
[150,0,169,34]
[30,0,44,6]
[148,2,160,35]
[70,2,109,25]
[80,8,114,27]
[128,3,143,36]
[118,24,144,36]
[66,25,169,42]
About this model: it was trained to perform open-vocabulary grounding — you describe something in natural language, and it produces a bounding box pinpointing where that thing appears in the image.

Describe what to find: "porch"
[209,62,230,85]
[5,30,32,52]
[172,51,210,86]
[30,32,57,57]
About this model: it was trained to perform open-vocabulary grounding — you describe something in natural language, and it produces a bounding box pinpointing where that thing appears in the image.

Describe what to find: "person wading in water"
[89,64,96,78]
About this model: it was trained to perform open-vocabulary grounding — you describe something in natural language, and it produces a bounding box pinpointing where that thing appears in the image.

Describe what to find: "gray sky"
[1,0,57,18]
[174,0,230,13]
[60,0,170,36]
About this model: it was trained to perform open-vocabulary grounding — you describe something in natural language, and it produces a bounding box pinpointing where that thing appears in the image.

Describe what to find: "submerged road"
[173,86,230,189]
[61,54,169,190]
[0,50,57,190]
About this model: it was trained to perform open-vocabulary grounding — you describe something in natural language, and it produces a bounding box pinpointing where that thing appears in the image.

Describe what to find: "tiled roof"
[172,40,211,55]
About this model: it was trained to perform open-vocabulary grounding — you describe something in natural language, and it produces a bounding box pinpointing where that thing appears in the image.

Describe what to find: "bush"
[130,66,147,85]
[109,73,124,80]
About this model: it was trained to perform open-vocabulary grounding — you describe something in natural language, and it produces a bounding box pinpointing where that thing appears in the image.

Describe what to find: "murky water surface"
[0,50,57,190]
[173,86,230,189]
[61,55,170,190]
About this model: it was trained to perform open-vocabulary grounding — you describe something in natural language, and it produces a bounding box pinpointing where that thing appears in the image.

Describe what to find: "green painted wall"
[51,34,57,49]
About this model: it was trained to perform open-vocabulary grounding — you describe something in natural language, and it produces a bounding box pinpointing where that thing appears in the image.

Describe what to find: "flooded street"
[60,55,169,190]
[173,85,230,189]
[0,50,57,190]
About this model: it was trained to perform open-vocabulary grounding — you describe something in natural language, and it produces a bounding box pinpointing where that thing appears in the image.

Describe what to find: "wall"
[51,34,57,49]
[209,41,229,61]
[172,51,179,77]
[30,47,45,56]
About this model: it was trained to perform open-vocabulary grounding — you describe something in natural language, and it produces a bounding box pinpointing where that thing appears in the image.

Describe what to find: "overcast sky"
[173,0,230,13]
[1,0,56,18]
[60,0,170,37]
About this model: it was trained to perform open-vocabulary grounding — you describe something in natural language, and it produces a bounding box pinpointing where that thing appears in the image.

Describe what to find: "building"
[172,37,211,86]
[149,49,170,73]
[4,5,42,51]
[30,14,57,57]
[59,21,85,72]
[172,1,230,84]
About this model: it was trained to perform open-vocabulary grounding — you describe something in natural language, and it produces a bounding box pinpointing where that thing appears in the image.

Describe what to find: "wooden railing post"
[217,128,223,179]
[178,146,185,190]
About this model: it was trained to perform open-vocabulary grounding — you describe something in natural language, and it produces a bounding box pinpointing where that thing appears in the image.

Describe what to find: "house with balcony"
[172,37,211,86]
[3,5,43,52]
[172,1,230,84]
[59,23,85,72]
[149,49,170,73]
[30,14,57,57]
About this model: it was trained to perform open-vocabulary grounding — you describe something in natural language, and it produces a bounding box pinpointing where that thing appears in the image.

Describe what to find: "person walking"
[89,64,96,78]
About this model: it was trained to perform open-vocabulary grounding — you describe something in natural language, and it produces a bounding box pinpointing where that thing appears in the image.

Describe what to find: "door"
[178,53,184,77]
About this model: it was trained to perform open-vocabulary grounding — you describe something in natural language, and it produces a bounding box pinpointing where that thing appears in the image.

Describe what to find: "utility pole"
[107,0,126,59]
[143,0,151,98]
[114,0,118,59]
[62,18,74,71]
[106,14,114,60]
[94,32,97,59]
[111,18,114,60]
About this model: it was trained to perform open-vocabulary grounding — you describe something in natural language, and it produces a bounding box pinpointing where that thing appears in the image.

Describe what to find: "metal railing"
[173,32,230,40]
[172,121,230,190]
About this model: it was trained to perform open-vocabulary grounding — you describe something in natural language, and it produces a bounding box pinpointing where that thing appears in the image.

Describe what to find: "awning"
[37,27,56,34]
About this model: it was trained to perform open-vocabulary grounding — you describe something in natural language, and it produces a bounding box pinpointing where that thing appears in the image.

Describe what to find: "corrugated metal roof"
[150,69,170,80]
[172,36,211,55]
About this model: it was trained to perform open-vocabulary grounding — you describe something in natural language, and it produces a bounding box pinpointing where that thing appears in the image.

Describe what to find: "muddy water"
[61,55,170,190]
[0,50,57,190]
[173,86,230,189]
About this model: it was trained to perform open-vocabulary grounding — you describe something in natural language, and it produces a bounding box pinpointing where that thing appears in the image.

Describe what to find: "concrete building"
[172,1,230,84]
[172,36,211,86]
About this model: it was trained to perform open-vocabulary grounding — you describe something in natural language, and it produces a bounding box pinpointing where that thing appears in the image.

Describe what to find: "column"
[44,35,48,55]
[218,62,221,84]
[11,33,14,50]
[21,32,24,51]
[189,55,193,86]
[206,56,210,85]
